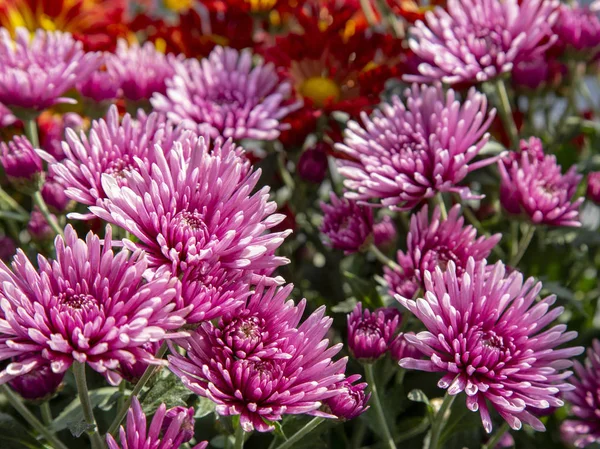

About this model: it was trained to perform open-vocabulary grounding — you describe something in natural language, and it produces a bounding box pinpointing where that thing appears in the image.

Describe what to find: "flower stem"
[493,79,520,150]
[274,417,324,449]
[364,363,397,449]
[428,393,456,449]
[32,191,64,237]
[359,0,378,26]
[24,119,40,148]
[234,424,246,449]
[369,244,402,272]
[481,422,510,449]
[396,417,430,443]
[460,204,505,259]
[107,342,168,436]
[509,224,535,267]
[0,185,28,215]
[0,385,69,449]
[40,401,53,426]
[434,193,448,220]
[73,362,105,449]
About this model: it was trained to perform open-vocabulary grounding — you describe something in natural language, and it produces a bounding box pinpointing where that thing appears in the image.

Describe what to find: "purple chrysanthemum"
[323,374,370,420]
[77,54,121,102]
[0,225,185,386]
[107,40,181,102]
[336,84,496,210]
[106,396,207,449]
[587,172,600,204]
[554,2,600,52]
[561,340,600,448]
[389,332,421,362]
[297,143,329,184]
[499,137,583,227]
[0,236,16,263]
[90,136,290,280]
[41,105,189,217]
[168,284,347,432]
[8,356,64,401]
[396,258,583,433]
[0,27,100,113]
[0,135,43,193]
[151,46,297,140]
[320,193,374,254]
[373,215,397,248]
[27,208,55,242]
[347,303,400,361]
[407,0,558,84]
[384,205,501,299]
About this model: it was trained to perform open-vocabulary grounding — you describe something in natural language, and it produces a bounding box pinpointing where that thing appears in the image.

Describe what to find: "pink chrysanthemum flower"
[407,0,558,84]
[373,215,397,248]
[336,84,496,210]
[41,105,190,218]
[396,258,583,433]
[555,2,600,52]
[389,332,421,362]
[106,396,207,449]
[77,54,121,102]
[385,205,501,299]
[107,40,181,102]
[499,137,583,227]
[324,374,370,420]
[561,340,600,448]
[151,46,298,140]
[0,28,100,113]
[0,225,185,386]
[90,137,290,279]
[169,284,347,432]
[320,193,374,254]
[347,303,400,361]
[0,103,16,127]
[8,356,64,401]
[0,135,44,194]
[587,172,600,204]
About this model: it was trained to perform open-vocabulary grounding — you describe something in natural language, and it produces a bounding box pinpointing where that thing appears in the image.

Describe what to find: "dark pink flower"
[396,258,583,433]
[336,84,496,210]
[0,135,43,193]
[168,284,347,432]
[347,303,400,361]
[555,2,600,53]
[373,215,397,248]
[323,374,370,420]
[587,172,600,204]
[561,340,600,448]
[389,332,421,362]
[384,205,501,299]
[320,193,374,254]
[27,208,55,242]
[106,396,207,449]
[0,225,185,385]
[8,357,64,401]
[297,143,329,183]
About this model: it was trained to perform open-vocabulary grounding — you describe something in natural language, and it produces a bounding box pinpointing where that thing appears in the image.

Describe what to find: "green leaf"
[331,297,357,313]
[194,396,216,419]
[343,271,383,308]
[51,387,118,433]
[0,413,45,449]
[67,420,95,438]
[142,371,193,415]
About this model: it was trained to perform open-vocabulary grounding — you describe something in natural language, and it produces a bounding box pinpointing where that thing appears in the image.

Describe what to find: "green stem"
[351,419,366,449]
[396,417,430,443]
[234,424,246,449]
[481,422,510,449]
[107,342,168,436]
[0,385,69,449]
[369,244,402,272]
[509,224,535,267]
[40,401,53,427]
[428,393,456,449]
[24,119,40,148]
[274,417,324,449]
[32,191,64,237]
[460,204,506,259]
[73,362,105,449]
[494,79,520,150]
[364,364,397,449]
[0,185,28,215]
[0,210,29,222]
[434,193,448,220]
[359,0,378,26]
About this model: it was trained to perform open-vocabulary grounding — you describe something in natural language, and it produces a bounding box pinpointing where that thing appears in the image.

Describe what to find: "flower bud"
[0,136,43,194]
[8,361,64,401]
[347,303,400,361]
[297,143,329,184]
[323,374,370,420]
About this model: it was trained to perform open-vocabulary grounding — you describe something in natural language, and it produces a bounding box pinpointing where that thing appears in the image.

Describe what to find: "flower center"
[355,320,381,338]
[59,292,97,310]
[222,316,265,358]
[178,211,207,231]
[299,76,341,108]
[481,331,505,351]
[105,156,134,183]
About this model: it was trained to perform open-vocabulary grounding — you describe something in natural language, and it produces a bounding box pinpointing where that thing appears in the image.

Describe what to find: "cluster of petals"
[347,302,400,361]
[323,374,370,420]
[396,258,583,433]
[385,205,501,299]
[89,136,290,279]
[77,53,121,102]
[320,193,374,254]
[0,225,185,386]
[561,340,600,448]
[407,0,559,84]
[336,84,496,210]
[499,137,583,227]
[40,105,190,215]
[151,46,298,141]
[0,135,43,190]
[106,396,207,449]
[168,283,347,432]
[554,2,600,52]
[0,27,100,112]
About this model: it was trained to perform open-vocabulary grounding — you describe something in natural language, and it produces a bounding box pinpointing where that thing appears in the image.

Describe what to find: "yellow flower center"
[246,0,278,12]
[299,76,341,108]
[163,0,193,12]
